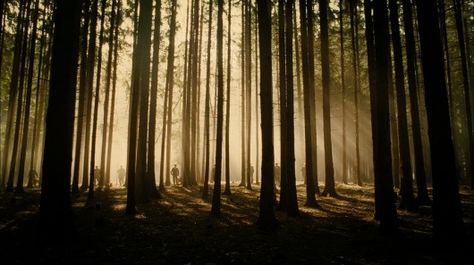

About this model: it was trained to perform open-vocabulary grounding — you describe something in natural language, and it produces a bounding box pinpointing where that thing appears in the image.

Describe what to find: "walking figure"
[118,165,125,187]
[171,165,180,185]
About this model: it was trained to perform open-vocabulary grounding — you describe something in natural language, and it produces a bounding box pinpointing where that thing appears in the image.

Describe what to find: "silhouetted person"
[94,166,100,186]
[29,170,39,187]
[171,164,180,185]
[250,165,254,184]
[211,165,216,183]
[274,163,281,186]
[301,164,306,184]
[118,165,125,187]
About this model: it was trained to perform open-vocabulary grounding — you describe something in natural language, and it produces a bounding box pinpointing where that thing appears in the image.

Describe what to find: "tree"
[202,0,213,200]
[400,0,429,205]
[101,0,118,190]
[147,0,162,198]
[415,0,464,241]
[299,0,318,207]
[256,0,278,230]
[164,0,178,187]
[372,0,398,233]
[106,0,122,189]
[16,0,40,193]
[339,0,347,185]
[211,0,224,217]
[82,0,99,191]
[88,0,107,199]
[284,0,298,216]
[320,0,336,197]
[72,0,91,193]
[388,0,416,210]
[40,0,81,235]
[453,0,473,188]
[223,0,232,196]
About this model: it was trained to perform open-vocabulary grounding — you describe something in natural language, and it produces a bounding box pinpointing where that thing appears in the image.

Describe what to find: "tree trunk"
[299,0,318,207]
[16,0,40,193]
[223,0,232,195]
[164,0,178,187]
[211,0,224,217]
[82,0,99,191]
[147,0,162,198]
[202,0,213,200]
[453,0,474,186]
[101,0,117,190]
[340,0,347,185]
[402,0,430,205]
[88,0,106,199]
[415,0,464,241]
[72,0,91,193]
[320,0,336,197]
[285,0,298,217]
[372,0,398,233]
[39,0,81,236]
[106,0,122,190]
[7,1,31,192]
[256,0,279,230]
[1,0,26,189]
[389,0,416,210]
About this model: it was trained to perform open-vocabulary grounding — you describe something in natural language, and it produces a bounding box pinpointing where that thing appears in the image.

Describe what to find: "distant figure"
[171,165,180,185]
[274,163,281,186]
[94,166,101,186]
[250,165,254,184]
[29,170,39,187]
[118,165,125,187]
[301,165,306,184]
[211,165,216,183]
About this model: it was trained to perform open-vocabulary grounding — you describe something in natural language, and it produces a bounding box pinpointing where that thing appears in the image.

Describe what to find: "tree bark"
[415,0,464,241]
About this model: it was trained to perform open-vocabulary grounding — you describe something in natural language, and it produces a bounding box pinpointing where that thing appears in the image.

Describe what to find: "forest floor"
[0,183,473,265]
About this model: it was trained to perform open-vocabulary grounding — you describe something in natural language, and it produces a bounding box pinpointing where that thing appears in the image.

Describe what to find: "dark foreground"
[0,183,473,265]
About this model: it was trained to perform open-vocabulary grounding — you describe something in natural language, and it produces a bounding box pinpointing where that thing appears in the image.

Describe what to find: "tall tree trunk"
[453,0,474,185]
[223,0,232,195]
[340,0,347,185]
[148,0,162,198]
[202,0,213,200]
[106,0,122,190]
[240,0,246,187]
[88,0,106,199]
[40,0,81,235]
[389,0,416,210]
[402,0,430,205]
[245,0,252,191]
[320,0,336,197]
[349,0,361,186]
[101,0,117,190]
[27,7,46,189]
[1,0,26,189]
[211,0,224,217]
[16,0,40,193]
[256,0,279,230]
[72,0,91,193]
[285,0,298,217]
[277,0,288,210]
[164,0,178,187]
[82,0,99,191]
[415,0,464,241]
[299,0,318,207]
[135,0,154,203]
[372,0,398,233]
[7,1,31,192]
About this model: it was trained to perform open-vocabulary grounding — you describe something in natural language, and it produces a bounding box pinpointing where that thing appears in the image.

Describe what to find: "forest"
[0,0,473,264]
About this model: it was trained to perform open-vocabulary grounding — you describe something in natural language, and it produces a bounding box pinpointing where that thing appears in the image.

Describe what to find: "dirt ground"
[0,183,473,265]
